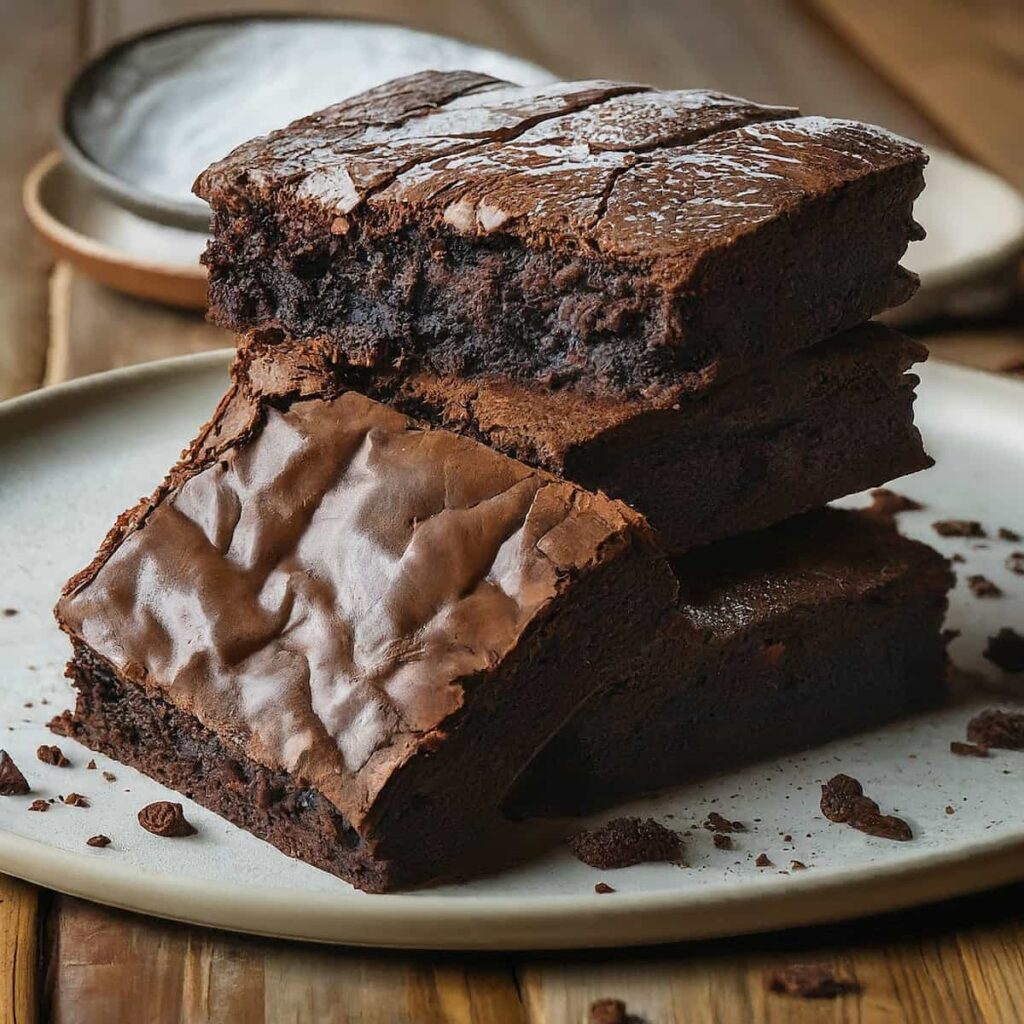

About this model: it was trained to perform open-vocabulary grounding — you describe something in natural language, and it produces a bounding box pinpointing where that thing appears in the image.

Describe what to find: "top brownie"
[196,70,926,398]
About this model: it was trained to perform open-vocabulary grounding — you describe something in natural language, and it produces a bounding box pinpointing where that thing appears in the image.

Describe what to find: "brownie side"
[509,511,953,816]
[235,324,930,554]
[196,72,925,398]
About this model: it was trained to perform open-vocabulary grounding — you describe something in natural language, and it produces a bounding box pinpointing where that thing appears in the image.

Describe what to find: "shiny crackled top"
[194,69,924,273]
[57,391,646,828]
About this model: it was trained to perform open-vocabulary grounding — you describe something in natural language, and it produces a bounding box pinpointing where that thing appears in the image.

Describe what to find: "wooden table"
[2,2,1023,1021]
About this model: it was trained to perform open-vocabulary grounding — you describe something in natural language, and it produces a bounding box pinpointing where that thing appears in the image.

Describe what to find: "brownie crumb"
[0,751,30,796]
[951,553,966,564]
[86,834,111,848]
[933,520,985,538]
[790,860,808,870]
[589,998,628,1024]
[703,812,745,833]
[568,816,682,869]
[102,771,116,782]
[950,740,989,757]
[1007,552,1024,575]
[999,528,1021,542]
[865,488,923,522]
[968,575,1003,598]
[138,801,196,838]
[2,608,17,617]
[783,834,793,843]
[86,759,97,770]
[765,964,859,999]
[62,792,89,807]
[47,710,74,737]
[755,853,772,867]
[594,882,615,894]
[967,709,1024,750]
[36,744,69,767]
[984,629,1024,672]
[713,833,733,850]
[820,774,911,841]
[28,799,48,812]
[945,806,955,815]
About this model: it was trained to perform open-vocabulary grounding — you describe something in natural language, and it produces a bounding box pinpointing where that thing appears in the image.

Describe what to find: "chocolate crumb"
[713,833,733,850]
[950,740,989,757]
[46,710,74,737]
[86,835,111,848]
[999,527,1021,542]
[821,774,911,840]
[984,629,1024,672]
[967,709,1024,750]
[865,488,923,522]
[22,702,32,709]
[783,834,793,843]
[933,520,985,538]
[1007,552,1024,575]
[755,853,772,867]
[568,816,682,869]
[0,751,30,795]
[2,608,17,617]
[138,801,196,838]
[28,799,48,812]
[968,575,1003,598]
[62,792,88,807]
[594,882,615,894]
[945,806,955,815]
[951,553,966,563]
[102,771,116,782]
[790,860,808,870]
[703,812,744,833]
[851,813,913,841]
[589,998,628,1024]
[87,759,97,770]
[36,744,69,767]
[765,964,859,999]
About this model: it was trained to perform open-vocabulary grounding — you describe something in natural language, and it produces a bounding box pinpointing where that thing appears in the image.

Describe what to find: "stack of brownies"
[54,72,952,892]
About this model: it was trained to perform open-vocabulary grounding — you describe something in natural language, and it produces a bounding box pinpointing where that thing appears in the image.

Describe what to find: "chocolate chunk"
[983,629,1024,673]
[703,812,744,833]
[1006,552,1024,575]
[594,882,616,894]
[765,964,859,998]
[0,751,30,795]
[967,575,1003,598]
[850,813,912,841]
[713,833,733,850]
[933,520,986,538]
[62,792,89,807]
[967,709,1024,750]
[86,834,111,848]
[755,853,772,867]
[28,799,48,812]
[865,488,923,522]
[568,816,682,869]
[820,774,873,822]
[138,801,197,837]
[950,740,989,757]
[36,744,69,767]
[998,528,1021,542]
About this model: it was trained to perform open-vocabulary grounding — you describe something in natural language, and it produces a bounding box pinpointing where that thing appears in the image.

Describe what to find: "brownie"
[236,322,930,553]
[510,509,952,815]
[55,383,675,892]
[195,71,925,399]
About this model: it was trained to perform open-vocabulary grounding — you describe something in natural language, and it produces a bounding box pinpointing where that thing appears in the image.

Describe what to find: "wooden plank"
[0,0,84,399]
[807,0,1024,188]
[45,263,228,385]
[0,874,40,1024]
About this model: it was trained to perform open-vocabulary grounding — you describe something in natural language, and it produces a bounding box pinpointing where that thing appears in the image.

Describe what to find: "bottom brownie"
[509,510,953,816]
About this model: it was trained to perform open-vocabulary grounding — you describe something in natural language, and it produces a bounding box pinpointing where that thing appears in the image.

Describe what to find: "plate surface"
[61,16,555,230]
[1,353,1023,950]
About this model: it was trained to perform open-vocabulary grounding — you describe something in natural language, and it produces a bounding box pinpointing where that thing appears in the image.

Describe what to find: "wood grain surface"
[3,1,1023,1022]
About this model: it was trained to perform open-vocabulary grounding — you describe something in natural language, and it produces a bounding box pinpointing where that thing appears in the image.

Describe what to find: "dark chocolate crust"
[195,71,926,398]
[510,510,953,816]
[55,383,675,891]
[236,322,931,553]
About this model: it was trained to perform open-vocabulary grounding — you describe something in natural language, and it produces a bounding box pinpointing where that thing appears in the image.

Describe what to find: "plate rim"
[3,351,1024,950]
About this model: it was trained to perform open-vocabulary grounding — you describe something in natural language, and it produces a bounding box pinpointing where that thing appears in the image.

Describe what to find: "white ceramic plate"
[1,353,1022,950]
